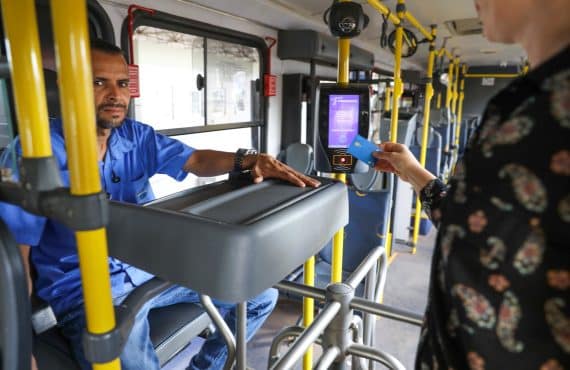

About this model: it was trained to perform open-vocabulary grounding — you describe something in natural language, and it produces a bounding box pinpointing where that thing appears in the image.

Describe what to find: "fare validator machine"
[314,83,371,173]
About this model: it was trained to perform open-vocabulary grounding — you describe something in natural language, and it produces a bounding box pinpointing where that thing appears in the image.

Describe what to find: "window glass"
[149,127,255,198]
[133,26,204,129]
[206,39,260,124]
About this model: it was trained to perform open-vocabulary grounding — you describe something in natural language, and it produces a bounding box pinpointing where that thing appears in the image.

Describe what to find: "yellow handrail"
[411,26,437,254]
[367,0,400,25]
[51,1,120,369]
[463,73,520,78]
[437,47,454,60]
[404,12,433,41]
[366,0,434,41]
[1,0,52,158]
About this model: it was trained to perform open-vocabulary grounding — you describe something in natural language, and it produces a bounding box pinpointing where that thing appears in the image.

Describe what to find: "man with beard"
[0,38,320,370]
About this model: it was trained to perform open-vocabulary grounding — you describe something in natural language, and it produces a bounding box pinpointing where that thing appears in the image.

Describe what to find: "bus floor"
[162,228,437,370]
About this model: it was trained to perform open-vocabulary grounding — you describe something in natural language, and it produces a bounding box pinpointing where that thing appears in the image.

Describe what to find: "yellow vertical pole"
[411,26,436,254]
[302,256,314,370]
[442,59,454,168]
[451,65,467,175]
[457,78,465,136]
[389,1,405,143]
[303,5,351,368]
[445,61,454,111]
[331,36,350,284]
[50,1,120,369]
[1,0,52,158]
[436,92,442,109]
[384,87,392,112]
[451,59,460,116]
[385,0,405,258]
[452,60,462,170]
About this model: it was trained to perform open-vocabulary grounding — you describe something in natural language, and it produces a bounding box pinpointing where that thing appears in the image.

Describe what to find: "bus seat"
[32,285,211,368]
[291,171,392,298]
[0,222,32,370]
[149,303,212,366]
[432,123,451,175]
[284,142,313,174]
[458,119,469,158]
[410,128,442,178]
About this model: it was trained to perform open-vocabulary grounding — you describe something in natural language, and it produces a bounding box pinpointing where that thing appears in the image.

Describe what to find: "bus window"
[206,39,260,125]
[133,26,204,129]
[149,128,256,198]
[130,16,266,197]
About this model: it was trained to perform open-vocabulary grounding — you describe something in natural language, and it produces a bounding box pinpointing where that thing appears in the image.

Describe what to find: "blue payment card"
[347,135,380,166]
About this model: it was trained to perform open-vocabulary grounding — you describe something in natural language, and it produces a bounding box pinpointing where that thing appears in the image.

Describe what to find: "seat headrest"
[285,143,313,174]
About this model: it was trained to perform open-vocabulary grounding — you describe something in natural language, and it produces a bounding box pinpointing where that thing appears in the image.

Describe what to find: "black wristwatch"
[233,148,258,172]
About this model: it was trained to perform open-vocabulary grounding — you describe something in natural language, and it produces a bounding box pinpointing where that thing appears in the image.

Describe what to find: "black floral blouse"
[416,46,570,370]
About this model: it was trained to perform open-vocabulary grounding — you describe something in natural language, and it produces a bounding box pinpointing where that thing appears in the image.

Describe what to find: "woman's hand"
[373,142,435,193]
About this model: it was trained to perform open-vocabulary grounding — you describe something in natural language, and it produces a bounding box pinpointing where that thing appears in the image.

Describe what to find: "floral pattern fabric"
[416,47,570,369]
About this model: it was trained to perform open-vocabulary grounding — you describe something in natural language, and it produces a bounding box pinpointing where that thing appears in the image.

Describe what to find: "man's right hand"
[372,142,436,193]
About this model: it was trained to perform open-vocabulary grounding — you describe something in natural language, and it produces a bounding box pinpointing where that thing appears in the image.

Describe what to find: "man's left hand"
[250,153,320,187]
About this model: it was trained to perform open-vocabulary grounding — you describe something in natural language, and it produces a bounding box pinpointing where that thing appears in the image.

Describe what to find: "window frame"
[120,10,268,151]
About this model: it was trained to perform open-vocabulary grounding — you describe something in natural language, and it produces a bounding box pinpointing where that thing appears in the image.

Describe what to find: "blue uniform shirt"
[0,118,195,316]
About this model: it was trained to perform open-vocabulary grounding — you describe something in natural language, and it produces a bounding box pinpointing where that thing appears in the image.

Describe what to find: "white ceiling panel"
[180,0,526,71]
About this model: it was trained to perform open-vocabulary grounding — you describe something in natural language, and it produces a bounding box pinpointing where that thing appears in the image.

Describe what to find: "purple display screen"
[328,94,360,148]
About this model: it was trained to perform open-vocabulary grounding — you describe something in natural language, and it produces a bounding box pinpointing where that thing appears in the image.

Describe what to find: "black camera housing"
[328,2,369,38]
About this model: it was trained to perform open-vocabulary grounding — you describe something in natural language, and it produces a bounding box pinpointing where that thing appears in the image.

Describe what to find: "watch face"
[234,148,257,172]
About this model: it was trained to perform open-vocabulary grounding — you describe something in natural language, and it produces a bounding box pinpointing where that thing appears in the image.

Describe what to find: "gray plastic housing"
[277,30,374,70]
[107,178,348,302]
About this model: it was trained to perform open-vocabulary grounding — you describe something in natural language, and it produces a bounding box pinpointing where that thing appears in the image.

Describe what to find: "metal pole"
[389,4,404,143]
[411,26,437,254]
[275,281,327,301]
[236,302,247,370]
[384,87,392,112]
[315,347,342,370]
[463,73,520,78]
[345,247,386,289]
[268,326,305,369]
[302,255,315,369]
[348,344,406,370]
[366,0,401,25]
[451,58,461,169]
[49,1,120,369]
[271,302,342,370]
[384,0,406,259]
[445,61,454,112]
[302,58,317,370]
[331,34,351,284]
[403,12,434,41]
[200,295,236,370]
[0,0,51,158]
[350,297,423,326]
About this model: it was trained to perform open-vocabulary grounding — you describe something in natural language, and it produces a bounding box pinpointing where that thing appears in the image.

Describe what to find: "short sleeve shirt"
[0,118,195,316]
